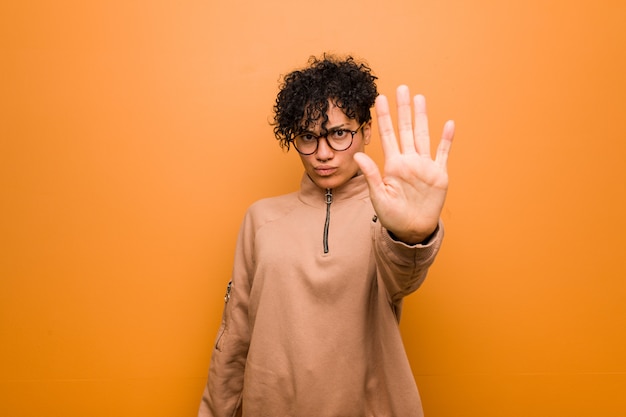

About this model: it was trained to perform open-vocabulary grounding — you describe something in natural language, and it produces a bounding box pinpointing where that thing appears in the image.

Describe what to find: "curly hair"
[272,54,378,150]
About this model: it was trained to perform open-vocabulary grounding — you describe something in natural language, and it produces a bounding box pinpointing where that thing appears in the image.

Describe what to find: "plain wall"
[1,0,625,416]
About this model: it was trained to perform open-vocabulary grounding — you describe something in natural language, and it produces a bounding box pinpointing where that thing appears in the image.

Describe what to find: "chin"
[312,176,345,190]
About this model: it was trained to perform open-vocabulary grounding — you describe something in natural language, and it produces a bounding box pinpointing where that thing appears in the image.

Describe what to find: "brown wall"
[2,0,625,416]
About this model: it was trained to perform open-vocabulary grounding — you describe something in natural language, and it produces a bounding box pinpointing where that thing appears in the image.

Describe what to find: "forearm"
[374,219,444,302]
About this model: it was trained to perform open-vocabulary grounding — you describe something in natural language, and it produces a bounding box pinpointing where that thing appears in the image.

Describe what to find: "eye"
[330,129,348,140]
[297,133,317,143]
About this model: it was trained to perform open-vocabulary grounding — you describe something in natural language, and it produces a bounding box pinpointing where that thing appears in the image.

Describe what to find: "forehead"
[301,100,353,131]
[327,103,350,123]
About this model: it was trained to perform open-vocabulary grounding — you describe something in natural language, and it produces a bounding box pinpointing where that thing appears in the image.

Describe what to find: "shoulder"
[243,191,300,228]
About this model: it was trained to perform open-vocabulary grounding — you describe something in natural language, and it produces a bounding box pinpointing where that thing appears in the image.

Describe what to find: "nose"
[315,136,334,160]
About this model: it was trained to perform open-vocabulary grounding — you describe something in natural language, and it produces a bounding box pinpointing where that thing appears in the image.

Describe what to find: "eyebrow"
[327,123,348,131]
[298,122,352,135]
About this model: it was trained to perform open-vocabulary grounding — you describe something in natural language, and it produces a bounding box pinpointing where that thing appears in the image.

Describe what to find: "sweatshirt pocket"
[214,280,233,352]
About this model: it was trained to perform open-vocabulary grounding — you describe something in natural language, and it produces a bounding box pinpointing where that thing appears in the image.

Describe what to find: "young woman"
[199,54,455,417]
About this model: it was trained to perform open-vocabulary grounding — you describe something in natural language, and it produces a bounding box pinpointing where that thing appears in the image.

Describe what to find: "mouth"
[314,165,337,176]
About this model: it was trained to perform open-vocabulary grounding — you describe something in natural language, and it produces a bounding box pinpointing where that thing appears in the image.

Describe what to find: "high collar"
[298,173,369,208]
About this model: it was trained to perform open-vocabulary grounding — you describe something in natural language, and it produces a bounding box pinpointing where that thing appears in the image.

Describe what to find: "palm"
[354,86,455,244]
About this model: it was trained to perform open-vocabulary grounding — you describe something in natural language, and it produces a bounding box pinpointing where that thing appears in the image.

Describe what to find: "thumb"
[354,152,383,191]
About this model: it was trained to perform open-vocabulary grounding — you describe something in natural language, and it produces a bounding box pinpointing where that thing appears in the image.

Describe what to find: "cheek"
[298,154,314,170]
[345,148,363,165]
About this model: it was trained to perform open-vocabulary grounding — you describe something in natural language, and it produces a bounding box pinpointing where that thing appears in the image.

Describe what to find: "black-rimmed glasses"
[292,122,366,155]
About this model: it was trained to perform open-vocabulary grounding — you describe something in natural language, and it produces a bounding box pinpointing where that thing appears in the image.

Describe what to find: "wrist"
[388,226,437,246]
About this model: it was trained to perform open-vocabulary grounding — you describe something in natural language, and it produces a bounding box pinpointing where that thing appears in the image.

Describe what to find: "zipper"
[324,188,332,253]
[215,280,232,350]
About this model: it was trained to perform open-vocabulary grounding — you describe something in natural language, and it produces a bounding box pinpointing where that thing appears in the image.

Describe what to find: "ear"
[362,120,372,145]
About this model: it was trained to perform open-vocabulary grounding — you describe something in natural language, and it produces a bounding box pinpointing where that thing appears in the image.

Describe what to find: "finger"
[413,94,431,156]
[354,152,385,195]
[435,120,455,168]
[375,94,400,158]
[396,85,416,154]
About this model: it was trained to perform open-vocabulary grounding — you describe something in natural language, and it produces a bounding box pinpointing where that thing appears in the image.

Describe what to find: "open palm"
[354,85,455,244]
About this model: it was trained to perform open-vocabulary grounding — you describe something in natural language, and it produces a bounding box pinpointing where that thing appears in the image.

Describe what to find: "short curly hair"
[272,54,378,150]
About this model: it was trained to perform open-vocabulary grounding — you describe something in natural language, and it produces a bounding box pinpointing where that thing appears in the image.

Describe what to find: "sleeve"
[198,213,255,417]
[372,218,444,305]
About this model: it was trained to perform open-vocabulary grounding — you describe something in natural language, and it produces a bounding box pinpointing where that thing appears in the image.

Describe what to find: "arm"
[199,217,254,417]
[372,217,444,304]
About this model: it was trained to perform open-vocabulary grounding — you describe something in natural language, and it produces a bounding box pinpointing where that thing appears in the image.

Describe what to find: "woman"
[199,54,455,417]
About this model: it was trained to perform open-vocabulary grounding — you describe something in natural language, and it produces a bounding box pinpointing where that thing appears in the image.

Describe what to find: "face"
[297,101,371,190]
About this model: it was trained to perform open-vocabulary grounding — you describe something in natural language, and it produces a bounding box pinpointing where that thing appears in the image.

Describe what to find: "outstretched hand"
[354,85,455,244]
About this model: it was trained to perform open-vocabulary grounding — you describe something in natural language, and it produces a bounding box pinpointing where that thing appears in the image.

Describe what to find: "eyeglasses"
[292,122,366,155]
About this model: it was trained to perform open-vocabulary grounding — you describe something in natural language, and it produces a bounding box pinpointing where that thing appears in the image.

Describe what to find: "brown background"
[2,0,625,415]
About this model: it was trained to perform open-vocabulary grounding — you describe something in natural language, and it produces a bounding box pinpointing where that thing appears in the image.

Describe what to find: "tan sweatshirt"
[199,173,444,417]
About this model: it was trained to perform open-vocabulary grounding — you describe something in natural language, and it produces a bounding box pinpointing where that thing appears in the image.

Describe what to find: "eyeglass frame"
[291,122,367,155]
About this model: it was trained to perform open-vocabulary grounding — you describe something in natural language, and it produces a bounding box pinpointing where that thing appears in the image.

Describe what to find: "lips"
[314,165,337,176]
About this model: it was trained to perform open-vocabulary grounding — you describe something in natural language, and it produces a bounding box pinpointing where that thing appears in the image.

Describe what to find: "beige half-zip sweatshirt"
[199,173,444,417]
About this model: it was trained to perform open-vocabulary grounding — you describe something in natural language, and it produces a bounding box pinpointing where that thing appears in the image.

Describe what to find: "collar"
[298,173,369,208]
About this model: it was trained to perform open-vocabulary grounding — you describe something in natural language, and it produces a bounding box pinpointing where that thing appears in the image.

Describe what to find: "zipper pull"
[224,281,232,303]
[323,189,332,254]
